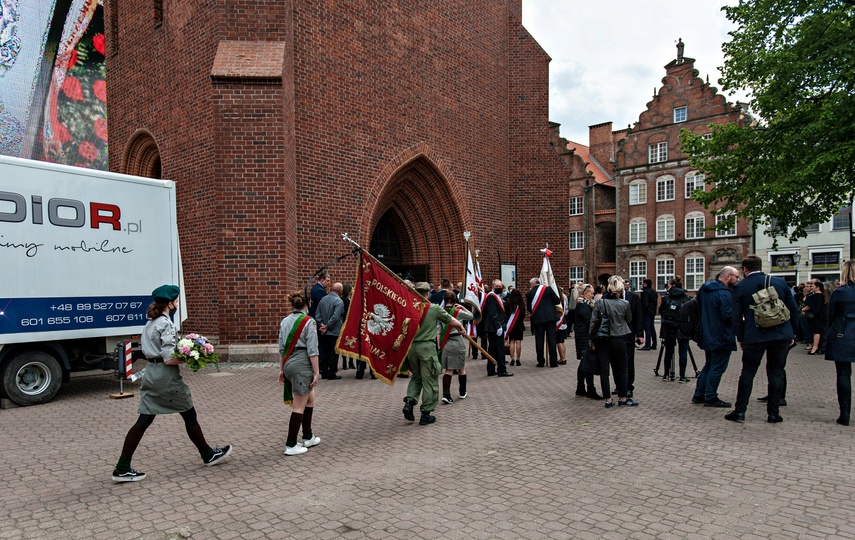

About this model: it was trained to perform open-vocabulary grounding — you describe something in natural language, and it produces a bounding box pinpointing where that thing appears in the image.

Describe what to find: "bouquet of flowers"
[174,333,220,372]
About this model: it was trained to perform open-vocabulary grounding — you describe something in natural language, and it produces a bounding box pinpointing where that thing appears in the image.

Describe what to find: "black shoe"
[586,391,604,400]
[397,373,409,378]
[650,346,657,350]
[355,371,364,380]
[536,363,545,368]
[837,417,850,426]
[487,372,497,376]
[326,374,342,380]
[575,389,587,398]
[549,364,558,368]
[402,400,416,421]
[704,399,732,408]
[757,395,769,402]
[724,411,745,423]
[767,414,784,423]
[497,372,514,377]
[691,396,705,404]
[204,445,233,466]
[419,412,436,425]
[618,399,639,407]
[780,399,787,406]
[637,347,651,351]
[112,468,146,482]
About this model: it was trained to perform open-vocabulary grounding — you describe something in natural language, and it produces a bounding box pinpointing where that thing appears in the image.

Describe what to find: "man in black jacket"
[483,279,512,377]
[526,277,561,368]
[640,278,658,350]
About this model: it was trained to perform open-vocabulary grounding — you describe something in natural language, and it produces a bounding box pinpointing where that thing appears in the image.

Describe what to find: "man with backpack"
[659,278,692,382]
[691,266,740,408]
[725,255,800,424]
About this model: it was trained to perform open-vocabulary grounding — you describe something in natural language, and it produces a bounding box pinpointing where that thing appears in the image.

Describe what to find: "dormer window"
[673,106,687,123]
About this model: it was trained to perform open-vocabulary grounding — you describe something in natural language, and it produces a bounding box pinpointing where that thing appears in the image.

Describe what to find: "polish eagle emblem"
[367,304,395,336]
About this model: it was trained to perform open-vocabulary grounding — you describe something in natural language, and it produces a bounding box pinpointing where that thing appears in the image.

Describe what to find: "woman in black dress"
[573,284,600,399]
[505,288,526,366]
[803,280,828,354]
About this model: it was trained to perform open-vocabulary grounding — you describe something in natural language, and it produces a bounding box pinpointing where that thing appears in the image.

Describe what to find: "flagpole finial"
[463,231,471,241]
[474,249,480,258]
[540,246,553,258]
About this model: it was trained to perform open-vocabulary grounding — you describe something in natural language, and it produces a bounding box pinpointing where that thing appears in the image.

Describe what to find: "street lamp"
[792,252,802,286]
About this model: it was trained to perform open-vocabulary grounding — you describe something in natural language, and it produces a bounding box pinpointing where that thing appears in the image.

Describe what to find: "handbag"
[581,348,601,375]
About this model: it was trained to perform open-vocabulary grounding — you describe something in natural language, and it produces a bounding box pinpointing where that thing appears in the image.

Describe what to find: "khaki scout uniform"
[406,303,453,412]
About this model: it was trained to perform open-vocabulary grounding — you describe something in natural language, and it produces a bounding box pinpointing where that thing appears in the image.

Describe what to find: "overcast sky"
[521,0,749,144]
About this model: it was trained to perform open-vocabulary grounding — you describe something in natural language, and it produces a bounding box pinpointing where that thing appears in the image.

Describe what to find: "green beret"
[414,282,431,292]
[152,284,180,303]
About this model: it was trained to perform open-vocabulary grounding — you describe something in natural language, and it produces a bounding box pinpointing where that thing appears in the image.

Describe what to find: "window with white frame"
[832,205,851,230]
[656,215,675,242]
[804,223,820,233]
[703,133,713,140]
[656,258,675,291]
[685,171,705,198]
[569,196,584,216]
[685,255,705,291]
[629,218,647,244]
[685,212,705,240]
[673,106,687,123]
[629,259,647,292]
[656,176,675,201]
[629,180,647,205]
[649,141,668,164]
[715,212,737,236]
[569,231,584,250]
[569,267,584,283]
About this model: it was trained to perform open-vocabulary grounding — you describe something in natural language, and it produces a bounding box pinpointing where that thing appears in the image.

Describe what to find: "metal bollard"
[110,341,135,399]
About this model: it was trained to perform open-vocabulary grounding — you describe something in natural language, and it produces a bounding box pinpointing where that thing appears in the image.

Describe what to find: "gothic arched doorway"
[122,129,162,179]
[364,150,468,285]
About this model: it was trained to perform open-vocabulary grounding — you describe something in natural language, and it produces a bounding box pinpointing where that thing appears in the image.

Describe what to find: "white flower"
[177,338,193,348]
[190,350,200,359]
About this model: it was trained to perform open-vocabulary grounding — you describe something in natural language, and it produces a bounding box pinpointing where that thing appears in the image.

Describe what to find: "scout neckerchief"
[505,305,521,336]
[282,313,311,405]
[530,285,547,313]
[439,304,464,351]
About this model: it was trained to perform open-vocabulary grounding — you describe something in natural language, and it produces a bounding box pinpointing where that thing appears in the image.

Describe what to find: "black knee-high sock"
[302,407,314,439]
[459,374,467,396]
[442,374,452,396]
[286,412,303,447]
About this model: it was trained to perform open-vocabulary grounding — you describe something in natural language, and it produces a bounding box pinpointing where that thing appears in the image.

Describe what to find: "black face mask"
[494,288,503,295]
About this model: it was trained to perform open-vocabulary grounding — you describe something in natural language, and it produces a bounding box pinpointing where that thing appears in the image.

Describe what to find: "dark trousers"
[835,361,852,420]
[734,340,789,416]
[596,337,628,399]
[487,332,507,375]
[318,334,339,377]
[624,335,636,390]
[643,314,657,348]
[663,337,689,378]
[533,322,558,367]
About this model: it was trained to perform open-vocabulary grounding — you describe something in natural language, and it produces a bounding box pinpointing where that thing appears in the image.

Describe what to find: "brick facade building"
[104,1,572,357]
[614,46,752,293]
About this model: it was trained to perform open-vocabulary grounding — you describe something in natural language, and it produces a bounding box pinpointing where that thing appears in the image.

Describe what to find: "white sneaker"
[458,392,468,400]
[284,443,308,456]
[302,435,321,448]
[441,396,453,404]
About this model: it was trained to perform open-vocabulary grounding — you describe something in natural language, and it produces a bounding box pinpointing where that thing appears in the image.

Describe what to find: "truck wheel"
[2,351,63,406]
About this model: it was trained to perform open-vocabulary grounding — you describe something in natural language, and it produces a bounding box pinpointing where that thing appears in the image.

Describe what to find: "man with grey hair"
[526,277,561,368]
[316,282,344,380]
[692,267,740,407]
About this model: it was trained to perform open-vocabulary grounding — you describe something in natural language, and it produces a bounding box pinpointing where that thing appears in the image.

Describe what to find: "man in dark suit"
[618,277,644,396]
[430,278,452,304]
[526,277,561,368]
[725,255,799,424]
[640,278,658,350]
[308,272,331,319]
[483,279,512,377]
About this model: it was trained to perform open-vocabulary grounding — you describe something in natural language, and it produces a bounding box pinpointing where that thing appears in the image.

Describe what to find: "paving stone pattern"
[1,340,853,539]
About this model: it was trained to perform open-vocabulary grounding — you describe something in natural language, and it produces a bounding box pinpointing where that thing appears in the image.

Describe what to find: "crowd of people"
[112,255,854,478]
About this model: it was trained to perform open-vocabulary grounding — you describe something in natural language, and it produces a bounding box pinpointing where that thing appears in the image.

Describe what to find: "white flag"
[463,246,482,323]
[539,248,563,314]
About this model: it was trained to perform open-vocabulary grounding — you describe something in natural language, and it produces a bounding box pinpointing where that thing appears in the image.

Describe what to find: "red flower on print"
[93,34,106,55]
[68,50,78,70]
[93,79,107,102]
[61,76,85,101]
[94,118,108,141]
[53,122,73,143]
[78,142,99,162]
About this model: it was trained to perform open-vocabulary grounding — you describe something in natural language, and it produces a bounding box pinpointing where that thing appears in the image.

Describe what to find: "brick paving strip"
[1,340,853,540]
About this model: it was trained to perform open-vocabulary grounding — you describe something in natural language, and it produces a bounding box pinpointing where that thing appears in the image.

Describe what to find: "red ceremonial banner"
[335,251,428,385]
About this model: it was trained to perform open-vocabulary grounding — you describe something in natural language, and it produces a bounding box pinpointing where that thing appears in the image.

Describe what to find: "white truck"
[0,155,182,406]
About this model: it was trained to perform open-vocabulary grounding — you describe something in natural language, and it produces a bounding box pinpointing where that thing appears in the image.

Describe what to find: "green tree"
[680,0,855,241]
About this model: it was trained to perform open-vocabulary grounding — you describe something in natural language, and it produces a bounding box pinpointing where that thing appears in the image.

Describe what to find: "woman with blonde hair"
[825,259,855,426]
[590,277,638,408]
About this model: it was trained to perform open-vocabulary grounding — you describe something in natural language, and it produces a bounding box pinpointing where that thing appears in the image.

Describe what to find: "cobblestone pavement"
[1,338,853,540]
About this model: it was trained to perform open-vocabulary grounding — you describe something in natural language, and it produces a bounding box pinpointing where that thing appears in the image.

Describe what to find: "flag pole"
[342,233,426,298]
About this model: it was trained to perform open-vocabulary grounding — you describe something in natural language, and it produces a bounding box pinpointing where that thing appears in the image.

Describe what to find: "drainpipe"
[583,181,593,282]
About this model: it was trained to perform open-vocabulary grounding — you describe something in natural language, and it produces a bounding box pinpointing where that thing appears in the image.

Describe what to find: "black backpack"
[662,295,690,327]
[678,295,701,343]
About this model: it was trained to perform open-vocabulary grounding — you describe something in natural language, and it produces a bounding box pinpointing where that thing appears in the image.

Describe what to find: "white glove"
[496,327,504,338]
